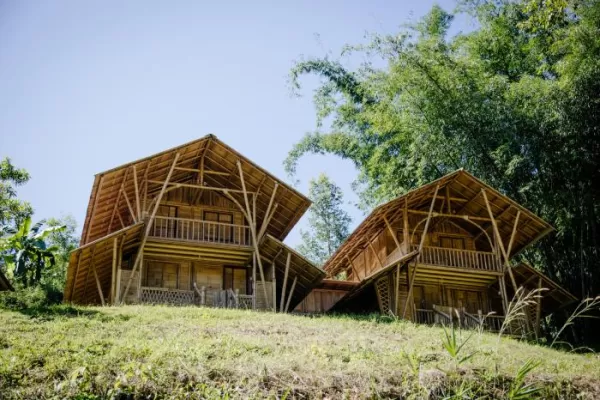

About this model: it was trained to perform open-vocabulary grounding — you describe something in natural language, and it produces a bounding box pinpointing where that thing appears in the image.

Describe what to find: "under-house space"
[63,135,325,311]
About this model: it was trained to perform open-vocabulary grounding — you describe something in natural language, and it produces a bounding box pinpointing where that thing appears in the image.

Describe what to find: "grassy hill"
[0,305,599,399]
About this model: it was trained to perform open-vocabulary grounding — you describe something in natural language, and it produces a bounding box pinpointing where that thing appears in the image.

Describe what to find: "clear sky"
[0,1,470,246]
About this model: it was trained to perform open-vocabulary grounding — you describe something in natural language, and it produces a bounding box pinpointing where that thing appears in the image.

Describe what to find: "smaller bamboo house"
[63,135,325,311]
[302,170,576,336]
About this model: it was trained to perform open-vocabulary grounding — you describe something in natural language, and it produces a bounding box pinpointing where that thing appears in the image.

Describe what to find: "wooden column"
[535,277,543,339]
[110,237,118,305]
[252,252,257,309]
[91,257,105,306]
[236,160,270,310]
[271,261,277,312]
[133,165,141,221]
[284,276,298,313]
[403,198,409,252]
[403,184,439,319]
[280,252,291,312]
[481,189,519,291]
[121,152,180,304]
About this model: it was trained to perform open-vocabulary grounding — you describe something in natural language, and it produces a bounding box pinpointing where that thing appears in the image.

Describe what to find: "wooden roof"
[64,223,145,304]
[323,170,554,276]
[332,251,419,309]
[80,134,311,246]
[0,270,13,291]
[510,263,577,316]
[258,234,326,311]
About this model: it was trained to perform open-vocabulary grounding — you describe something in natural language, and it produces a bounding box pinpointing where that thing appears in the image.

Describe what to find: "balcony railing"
[411,245,502,272]
[150,216,252,246]
[415,306,508,333]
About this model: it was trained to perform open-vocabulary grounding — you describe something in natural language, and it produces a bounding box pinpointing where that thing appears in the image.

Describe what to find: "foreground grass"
[0,305,599,399]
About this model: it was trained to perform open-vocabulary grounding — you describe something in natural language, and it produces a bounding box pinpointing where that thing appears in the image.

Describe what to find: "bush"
[0,284,63,311]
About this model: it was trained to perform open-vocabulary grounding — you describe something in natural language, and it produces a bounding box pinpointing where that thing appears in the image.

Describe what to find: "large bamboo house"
[64,135,325,311]
[297,170,575,336]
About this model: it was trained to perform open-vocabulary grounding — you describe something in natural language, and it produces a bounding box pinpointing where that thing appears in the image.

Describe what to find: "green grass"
[0,305,599,399]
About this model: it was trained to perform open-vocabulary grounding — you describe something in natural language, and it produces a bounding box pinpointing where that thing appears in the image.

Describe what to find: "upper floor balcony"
[410,244,502,273]
[149,216,252,247]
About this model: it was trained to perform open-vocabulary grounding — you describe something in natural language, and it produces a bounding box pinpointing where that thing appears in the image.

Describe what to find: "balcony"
[410,244,502,273]
[149,216,252,247]
[415,306,506,332]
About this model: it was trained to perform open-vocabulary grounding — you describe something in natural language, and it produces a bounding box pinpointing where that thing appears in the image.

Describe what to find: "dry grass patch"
[0,305,599,399]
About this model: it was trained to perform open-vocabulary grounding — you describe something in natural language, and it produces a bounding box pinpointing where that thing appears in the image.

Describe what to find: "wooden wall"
[156,187,245,226]
[294,289,347,313]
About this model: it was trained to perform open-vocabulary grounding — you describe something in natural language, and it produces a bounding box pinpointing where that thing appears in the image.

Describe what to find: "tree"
[45,215,78,287]
[286,1,600,342]
[0,217,65,287]
[0,158,32,232]
[296,174,352,266]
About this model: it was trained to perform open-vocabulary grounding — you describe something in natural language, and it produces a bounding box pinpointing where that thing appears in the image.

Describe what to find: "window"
[440,236,465,250]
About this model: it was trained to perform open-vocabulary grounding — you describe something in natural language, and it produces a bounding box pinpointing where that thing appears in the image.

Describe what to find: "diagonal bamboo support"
[120,153,180,304]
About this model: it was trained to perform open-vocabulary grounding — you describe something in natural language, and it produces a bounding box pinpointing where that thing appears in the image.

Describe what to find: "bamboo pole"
[236,160,270,310]
[271,261,277,312]
[482,189,518,292]
[121,188,137,223]
[107,168,129,235]
[121,153,180,304]
[403,184,440,319]
[82,246,96,303]
[110,237,118,304]
[91,255,105,306]
[384,215,402,251]
[84,175,105,244]
[284,276,298,313]
[133,165,141,221]
[257,204,278,241]
[535,277,542,339]
[280,252,291,312]
[368,240,385,271]
[258,183,278,239]
[403,198,409,251]
[68,251,82,302]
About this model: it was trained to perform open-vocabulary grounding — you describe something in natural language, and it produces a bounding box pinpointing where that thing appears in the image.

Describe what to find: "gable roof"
[80,135,310,245]
[323,169,554,276]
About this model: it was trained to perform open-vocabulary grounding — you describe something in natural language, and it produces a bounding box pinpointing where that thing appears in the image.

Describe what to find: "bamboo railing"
[150,216,251,246]
[410,244,501,272]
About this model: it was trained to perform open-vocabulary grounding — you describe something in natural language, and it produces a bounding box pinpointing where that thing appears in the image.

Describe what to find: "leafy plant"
[441,324,477,367]
[507,359,541,399]
[1,217,65,287]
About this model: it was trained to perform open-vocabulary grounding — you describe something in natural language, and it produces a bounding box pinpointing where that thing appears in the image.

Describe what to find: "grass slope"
[0,305,599,399]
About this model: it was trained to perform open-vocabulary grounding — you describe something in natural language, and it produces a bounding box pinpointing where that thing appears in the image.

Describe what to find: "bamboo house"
[64,135,325,311]
[296,170,576,336]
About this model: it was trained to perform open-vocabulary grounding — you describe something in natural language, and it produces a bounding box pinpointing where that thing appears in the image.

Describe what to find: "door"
[223,266,247,294]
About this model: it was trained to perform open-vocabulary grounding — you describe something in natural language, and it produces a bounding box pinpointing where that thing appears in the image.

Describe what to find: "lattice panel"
[375,276,391,315]
[140,287,195,305]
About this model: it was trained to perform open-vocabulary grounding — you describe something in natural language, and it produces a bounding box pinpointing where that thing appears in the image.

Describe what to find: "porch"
[139,285,254,309]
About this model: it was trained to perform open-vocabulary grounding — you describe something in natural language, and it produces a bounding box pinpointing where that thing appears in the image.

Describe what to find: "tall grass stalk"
[550,296,600,348]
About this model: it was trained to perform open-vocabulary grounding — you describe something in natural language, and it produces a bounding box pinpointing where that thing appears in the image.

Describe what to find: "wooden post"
[394,263,401,315]
[403,184,439,319]
[69,251,82,303]
[110,237,118,305]
[403,198,409,252]
[236,160,270,310]
[133,165,141,221]
[107,169,129,235]
[482,189,519,292]
[271,261,277,312]
[280,252,291,312]
[90,246,105,306]
[384,215,402,251]
[258,183,278,240]
[347,255,361,281]
[284,276,297,313]
[445,185,451,214]
[368,240,385,271]
[121,153,180,304]
[122,188,137,223]
[84,175,105,244]
[252,252,257,309]
[535,277,542,339]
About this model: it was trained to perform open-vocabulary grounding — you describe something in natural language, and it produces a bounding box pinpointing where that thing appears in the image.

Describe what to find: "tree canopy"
[286,0,600,341]
[296,173,352,266]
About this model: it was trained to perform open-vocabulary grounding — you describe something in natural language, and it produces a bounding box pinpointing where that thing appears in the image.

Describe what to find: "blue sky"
[0,1,471,246]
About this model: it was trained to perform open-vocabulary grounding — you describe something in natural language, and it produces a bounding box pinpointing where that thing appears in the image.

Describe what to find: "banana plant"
[1,217,65,287]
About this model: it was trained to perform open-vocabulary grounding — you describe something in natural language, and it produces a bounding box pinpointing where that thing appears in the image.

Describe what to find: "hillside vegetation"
[0,305,599,399]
